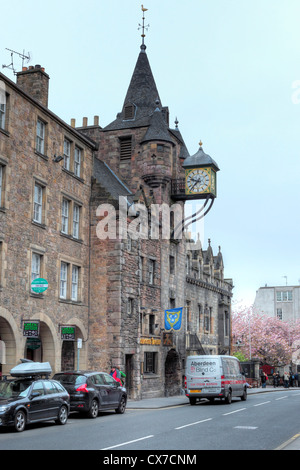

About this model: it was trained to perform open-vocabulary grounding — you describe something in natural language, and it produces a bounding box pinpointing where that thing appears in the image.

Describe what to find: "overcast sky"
[1,0,300,307]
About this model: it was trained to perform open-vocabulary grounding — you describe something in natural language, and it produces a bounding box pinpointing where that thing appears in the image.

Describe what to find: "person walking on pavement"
[284,371,289,388]
[261,371,268,388]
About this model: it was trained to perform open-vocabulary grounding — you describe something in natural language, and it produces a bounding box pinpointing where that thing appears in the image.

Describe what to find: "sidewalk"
[127,386,300,450]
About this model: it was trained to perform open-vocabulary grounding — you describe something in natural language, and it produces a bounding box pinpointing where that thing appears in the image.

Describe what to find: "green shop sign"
[61,326,76,341]
[23,321,40,338]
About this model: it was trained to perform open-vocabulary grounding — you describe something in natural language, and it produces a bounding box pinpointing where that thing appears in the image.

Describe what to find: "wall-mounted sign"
[26,338,42,350]
[140,337,161,346]
[60,326,76,341]
[31,278,48,294]
[22,321,40,338]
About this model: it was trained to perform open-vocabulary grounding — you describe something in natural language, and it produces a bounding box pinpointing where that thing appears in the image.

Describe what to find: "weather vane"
[138,5,150,47]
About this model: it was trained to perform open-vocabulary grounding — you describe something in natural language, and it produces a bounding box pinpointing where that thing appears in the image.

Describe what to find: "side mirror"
[30,391,41,399]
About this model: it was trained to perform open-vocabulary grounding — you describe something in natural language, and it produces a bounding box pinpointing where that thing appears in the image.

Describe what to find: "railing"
[186,333,206,354]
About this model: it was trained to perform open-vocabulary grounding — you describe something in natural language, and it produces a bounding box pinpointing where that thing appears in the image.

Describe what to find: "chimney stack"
[16,65,50,107]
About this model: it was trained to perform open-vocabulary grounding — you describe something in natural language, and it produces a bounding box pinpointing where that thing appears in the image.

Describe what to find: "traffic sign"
[31,278,48,293]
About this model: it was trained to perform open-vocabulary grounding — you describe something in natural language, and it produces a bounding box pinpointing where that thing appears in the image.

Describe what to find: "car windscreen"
[53,374,86,386]
[0,379,33,399]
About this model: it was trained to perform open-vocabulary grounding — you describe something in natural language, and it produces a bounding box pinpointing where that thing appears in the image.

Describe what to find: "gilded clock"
[186,168,210,194]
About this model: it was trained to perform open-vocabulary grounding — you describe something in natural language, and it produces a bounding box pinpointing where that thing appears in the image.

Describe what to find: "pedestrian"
[295,373,299,387]
[283,371,289,388]
[273,372,279,388]
[261,371,268,388]
[119,370,126,385]
[110,366,122,386]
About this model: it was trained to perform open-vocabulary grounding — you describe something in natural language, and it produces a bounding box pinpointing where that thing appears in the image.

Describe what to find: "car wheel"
[241,388,247,401]
[189,397,196,405]
[14,410,26,432]
[87,399,99,418]
[225,391,232,404]
[115,396,126,414]
[56,405,68,425]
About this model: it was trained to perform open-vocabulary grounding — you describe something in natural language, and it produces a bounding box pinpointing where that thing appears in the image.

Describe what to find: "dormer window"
[123,103,136,120]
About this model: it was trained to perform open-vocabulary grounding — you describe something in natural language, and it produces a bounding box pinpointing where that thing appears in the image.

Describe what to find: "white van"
[184,355,247,405]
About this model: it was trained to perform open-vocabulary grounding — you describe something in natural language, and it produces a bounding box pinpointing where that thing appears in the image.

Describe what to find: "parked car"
[0,361,70,432]
[52,370,127,418]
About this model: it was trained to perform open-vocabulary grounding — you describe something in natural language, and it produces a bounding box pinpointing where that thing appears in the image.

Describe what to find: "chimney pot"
[71,118,76,128]
[94,115,99,126]
[83,117,88,127]
[16,65,50,107]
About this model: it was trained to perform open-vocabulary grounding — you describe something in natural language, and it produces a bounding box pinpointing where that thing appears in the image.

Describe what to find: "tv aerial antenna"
[2,48,32,75]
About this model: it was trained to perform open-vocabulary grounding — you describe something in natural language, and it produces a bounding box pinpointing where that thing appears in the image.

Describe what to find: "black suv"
[53,371,127,418]
[0,377,70,432]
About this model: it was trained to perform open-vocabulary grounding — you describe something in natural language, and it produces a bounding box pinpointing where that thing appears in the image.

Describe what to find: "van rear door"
[187,357,222,395]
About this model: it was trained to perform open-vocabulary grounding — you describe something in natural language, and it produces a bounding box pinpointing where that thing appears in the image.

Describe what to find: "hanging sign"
[164,307,183,331]
[22,321,40,338]
[60,326,76,341]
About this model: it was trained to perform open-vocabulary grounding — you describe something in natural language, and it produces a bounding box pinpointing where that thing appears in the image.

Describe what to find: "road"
[0,389,300,452]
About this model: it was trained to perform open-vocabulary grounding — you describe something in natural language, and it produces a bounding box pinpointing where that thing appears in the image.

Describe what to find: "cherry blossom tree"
[231,305,300,366]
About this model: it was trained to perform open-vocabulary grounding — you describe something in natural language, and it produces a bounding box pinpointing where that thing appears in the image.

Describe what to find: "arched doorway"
[164,349,181,396]
[24,319,56,372]
[0,316,17,377]
[61,321,88,371]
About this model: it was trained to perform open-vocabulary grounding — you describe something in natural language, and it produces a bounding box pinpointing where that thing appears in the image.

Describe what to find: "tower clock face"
[186,168,210,194]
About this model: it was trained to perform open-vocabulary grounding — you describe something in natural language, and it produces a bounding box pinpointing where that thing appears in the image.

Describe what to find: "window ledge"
[60,232,83,244]
[0,128,9,137]
[59,298,82,306]
[62,167,84,183]
[32,220,46,229]
[35,150,49,161]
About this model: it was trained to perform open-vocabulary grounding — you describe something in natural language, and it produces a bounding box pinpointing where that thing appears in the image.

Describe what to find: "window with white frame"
[73,204,80,239]
[0,85,6,130]
[74,146,81,177]
[31,253,43,293]
[61,197,81,239]
[33,182,43,224]
[71,265,79,301]
[63,139,71,171]
[276,291,293,302]
[60,261,81,301]
[36,119,45,154]
[60,262,68,299]
[61,198,69,234]
[0,103,5,130]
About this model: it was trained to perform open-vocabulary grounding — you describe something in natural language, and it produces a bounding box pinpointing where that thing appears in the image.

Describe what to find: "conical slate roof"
[104,46,162,131]
[141,105,174,145]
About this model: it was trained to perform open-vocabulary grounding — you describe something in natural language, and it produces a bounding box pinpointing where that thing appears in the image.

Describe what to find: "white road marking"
[175,418,213,430]
[101,435,154,450]
[275,396,288,400]
[223,408,246,416]
[253,401,271,407]
[234,426,258,430]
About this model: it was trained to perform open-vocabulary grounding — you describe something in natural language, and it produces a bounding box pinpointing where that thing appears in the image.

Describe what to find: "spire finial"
[139,5,150,50]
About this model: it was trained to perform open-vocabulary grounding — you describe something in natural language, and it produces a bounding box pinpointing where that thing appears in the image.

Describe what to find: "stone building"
[0,64,96,375]
[0,38,233,400]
